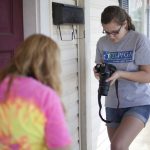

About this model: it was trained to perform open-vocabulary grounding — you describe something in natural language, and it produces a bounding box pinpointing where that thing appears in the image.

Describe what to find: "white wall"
[23,0,50,38]
[51,1,82,150]
[84,0,119,150]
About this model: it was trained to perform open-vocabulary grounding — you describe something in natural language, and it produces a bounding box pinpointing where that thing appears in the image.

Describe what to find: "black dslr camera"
[95,63,116,96]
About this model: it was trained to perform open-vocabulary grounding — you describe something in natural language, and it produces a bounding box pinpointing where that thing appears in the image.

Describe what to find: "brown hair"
[101,6,135,31]
[0,34,62,96]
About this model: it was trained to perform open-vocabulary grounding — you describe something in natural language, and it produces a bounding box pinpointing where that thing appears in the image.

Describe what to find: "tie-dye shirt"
[0,76,71,150]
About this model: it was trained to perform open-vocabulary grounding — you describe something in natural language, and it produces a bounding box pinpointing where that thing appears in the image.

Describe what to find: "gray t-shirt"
[95,30,150,108]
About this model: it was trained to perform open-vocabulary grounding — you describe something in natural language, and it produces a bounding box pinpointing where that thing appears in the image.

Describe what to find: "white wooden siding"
[51,0,80,150]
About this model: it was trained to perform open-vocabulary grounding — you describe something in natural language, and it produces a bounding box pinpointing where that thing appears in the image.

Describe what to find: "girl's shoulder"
[1,76,58,101]
[129,30,148,41]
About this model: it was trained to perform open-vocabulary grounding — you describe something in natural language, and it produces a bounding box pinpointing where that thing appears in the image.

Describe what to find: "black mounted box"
[52,2,84,25]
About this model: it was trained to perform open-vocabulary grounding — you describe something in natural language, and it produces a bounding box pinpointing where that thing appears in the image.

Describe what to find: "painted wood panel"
[51,0,80,149]
[0,0,23,68]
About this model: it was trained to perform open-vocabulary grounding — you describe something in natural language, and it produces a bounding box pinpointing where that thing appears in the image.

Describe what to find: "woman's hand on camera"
[106,71,122,85]
[93,67,100,80]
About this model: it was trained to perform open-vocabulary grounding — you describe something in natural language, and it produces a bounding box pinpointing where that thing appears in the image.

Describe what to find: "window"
[119,0,128,12]
[119,0,150,37]
[129,0,148,35]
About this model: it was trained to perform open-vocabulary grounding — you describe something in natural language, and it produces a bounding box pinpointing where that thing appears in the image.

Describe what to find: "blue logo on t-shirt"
[103,50,133,63]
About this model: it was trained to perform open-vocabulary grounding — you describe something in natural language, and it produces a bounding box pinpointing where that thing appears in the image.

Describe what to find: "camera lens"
[99,74,110,96]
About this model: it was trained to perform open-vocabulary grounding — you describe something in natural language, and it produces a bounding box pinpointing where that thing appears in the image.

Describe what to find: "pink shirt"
[0,76,71,150]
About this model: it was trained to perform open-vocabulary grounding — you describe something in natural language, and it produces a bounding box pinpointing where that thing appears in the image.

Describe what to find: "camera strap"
[98,79,120,123]
[115,79,120,109]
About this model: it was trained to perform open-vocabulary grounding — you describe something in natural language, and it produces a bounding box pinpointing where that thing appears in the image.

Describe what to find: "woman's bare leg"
[107,116,144,150]
[107,127,117,141]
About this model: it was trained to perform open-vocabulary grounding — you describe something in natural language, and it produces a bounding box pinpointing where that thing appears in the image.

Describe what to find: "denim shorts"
[106,105,150,128]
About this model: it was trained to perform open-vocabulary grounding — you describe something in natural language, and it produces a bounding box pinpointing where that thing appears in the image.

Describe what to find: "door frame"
[23,0,51,38]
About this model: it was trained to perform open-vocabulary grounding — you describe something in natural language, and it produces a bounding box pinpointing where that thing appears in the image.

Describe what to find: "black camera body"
[95,63,116,96]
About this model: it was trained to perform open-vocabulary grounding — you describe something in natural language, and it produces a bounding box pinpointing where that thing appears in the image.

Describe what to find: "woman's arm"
[106,65,150,85]
[93,66,100,80]
[46,92,72,150]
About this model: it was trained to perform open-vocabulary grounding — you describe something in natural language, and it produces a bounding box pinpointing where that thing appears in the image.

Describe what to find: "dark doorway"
[0,0,24,68]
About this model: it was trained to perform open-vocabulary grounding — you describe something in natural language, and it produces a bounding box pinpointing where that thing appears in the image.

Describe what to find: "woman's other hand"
[93,66,100,80]
[106,71,122,85]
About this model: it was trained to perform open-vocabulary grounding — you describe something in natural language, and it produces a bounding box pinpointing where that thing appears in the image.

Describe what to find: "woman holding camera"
[94,6,150,150]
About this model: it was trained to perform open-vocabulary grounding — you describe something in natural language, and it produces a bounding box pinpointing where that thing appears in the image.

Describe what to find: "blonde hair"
[0,34,62,96]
